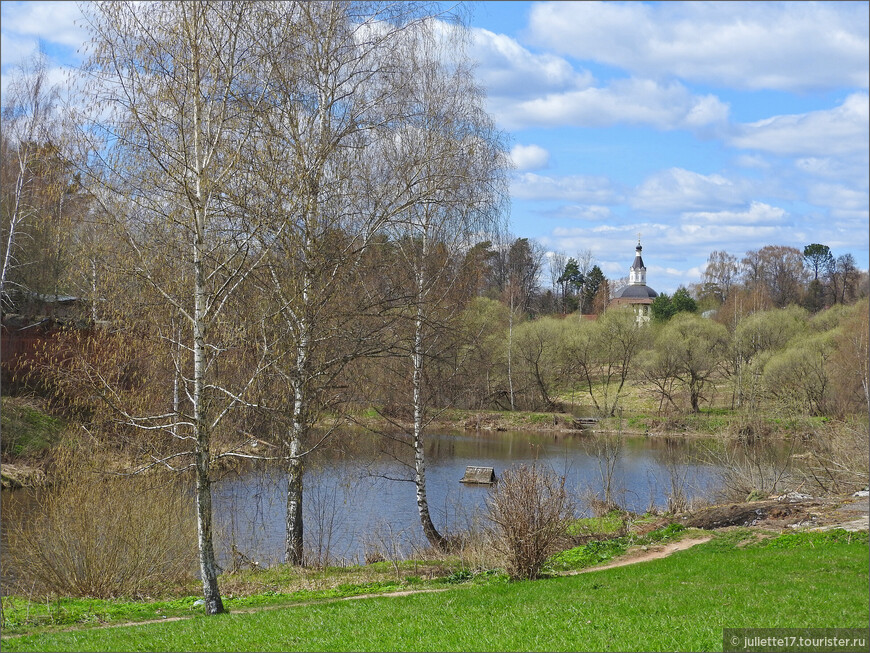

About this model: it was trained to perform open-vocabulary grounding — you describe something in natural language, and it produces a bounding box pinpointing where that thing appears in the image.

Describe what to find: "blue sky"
[2,1,868,293]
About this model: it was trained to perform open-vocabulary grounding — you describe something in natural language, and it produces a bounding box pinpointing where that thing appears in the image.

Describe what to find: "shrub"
[485,464,574,580]
[3,447,197,598]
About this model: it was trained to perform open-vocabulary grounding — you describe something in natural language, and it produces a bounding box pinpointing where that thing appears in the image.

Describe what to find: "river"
[1,429,728,582]
[209,429,723,567]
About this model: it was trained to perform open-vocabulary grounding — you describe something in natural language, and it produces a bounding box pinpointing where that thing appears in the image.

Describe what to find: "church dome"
[614,284,658,299]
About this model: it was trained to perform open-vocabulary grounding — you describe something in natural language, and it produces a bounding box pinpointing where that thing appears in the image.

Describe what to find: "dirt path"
[564,537,713,576]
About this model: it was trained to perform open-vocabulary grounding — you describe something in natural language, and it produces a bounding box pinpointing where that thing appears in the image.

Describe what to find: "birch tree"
[249,0,429,566]
[0,53,74,308]
[78,1,273,614]
[384,19,509,550]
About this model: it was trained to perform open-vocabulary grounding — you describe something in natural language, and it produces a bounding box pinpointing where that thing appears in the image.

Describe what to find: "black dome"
[614,284,658,299]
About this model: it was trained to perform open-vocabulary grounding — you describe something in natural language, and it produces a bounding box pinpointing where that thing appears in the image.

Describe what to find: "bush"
[3,447,197,598]
[485,464,574,580]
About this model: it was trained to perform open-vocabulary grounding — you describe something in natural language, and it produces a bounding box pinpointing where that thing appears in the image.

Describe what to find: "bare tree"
[486,464,574,580]
[572,248,595,314]
[548,250,567,312]
[77,1,275,614]
[249,1,432,566]
[0,52,70,309]
[742,245,806,308]
[702,250,739,304]
[383,18,509,550]
[830,253,861,304]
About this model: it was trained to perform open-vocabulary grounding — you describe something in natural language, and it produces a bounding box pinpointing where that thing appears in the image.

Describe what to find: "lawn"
[2,530,867,652]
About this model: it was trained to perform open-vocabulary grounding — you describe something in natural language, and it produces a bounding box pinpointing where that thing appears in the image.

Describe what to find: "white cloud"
[527,1,869,92]
[469,27,592,100]
[729,93,870,157]
[734,154,771,169]
[554,205,613,221]
[681,202,787,226]
[495,77,729,131]
[511,172,619,203]
[0,31,38,71]
[795,154,870,188]
[510,144,550,171]
[806,182,869,212]
[632,168,752,213]
[1,1,88,49]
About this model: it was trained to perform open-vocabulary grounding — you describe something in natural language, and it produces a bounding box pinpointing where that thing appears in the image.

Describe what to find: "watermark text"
[724,628,869,652]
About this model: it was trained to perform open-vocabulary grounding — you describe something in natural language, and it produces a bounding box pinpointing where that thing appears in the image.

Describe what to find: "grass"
[566,510,627,537]
[550,523,687,571]
[0,396,64,457]
[0,560,460,635]
[3,530,866,652]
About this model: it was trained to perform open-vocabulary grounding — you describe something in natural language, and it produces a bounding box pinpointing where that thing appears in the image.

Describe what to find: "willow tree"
[78,1,274,614]
[383,19,509,550]
[563,308,649,417]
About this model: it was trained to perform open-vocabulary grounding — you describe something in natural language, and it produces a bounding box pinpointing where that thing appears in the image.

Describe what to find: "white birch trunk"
[191,80,224,614]
[411,235,446,551]
[285,298,309,565]
[0,158,30,302]
[193,219,224,614]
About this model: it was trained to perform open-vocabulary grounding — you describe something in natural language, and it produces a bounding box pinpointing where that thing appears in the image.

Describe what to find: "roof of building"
[613,284,658,299]
[631,246,645,270]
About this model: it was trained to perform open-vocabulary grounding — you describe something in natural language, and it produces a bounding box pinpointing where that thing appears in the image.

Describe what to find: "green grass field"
[2,530,866,652]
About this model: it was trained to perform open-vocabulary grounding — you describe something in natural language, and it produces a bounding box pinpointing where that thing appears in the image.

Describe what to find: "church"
[609,238,658,324]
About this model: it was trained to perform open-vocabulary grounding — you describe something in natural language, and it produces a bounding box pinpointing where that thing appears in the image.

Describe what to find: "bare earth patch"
[343,588,450,601]
[680,493,869,532]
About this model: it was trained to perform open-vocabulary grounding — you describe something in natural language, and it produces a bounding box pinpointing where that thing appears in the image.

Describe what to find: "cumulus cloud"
[681,202,787,226]
[1,1,87,50]
[469,27,592,96]
[495,77,729,131]
[795,154,870,188]
[554,205,613,221]
[0,31,38,71]
[729,93,870,157]
[510,144,550,171]
[806,182,869,213]
[631,168,752,213]
[511,172,620,203]
[527,1,869,92]
[734,154,771,169]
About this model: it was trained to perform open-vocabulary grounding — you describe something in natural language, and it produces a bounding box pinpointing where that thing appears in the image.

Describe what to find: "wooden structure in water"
[460,466,496,485]
[573,417,599,430]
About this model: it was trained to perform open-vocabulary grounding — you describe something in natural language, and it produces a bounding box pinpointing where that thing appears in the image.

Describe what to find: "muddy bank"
[679,491,869,532]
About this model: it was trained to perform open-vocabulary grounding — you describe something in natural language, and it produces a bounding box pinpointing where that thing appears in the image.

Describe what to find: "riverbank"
[352,403,858,438]
[3,396,866,490]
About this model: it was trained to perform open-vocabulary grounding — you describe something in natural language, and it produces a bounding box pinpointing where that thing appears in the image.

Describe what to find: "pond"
[210,429,723,568]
